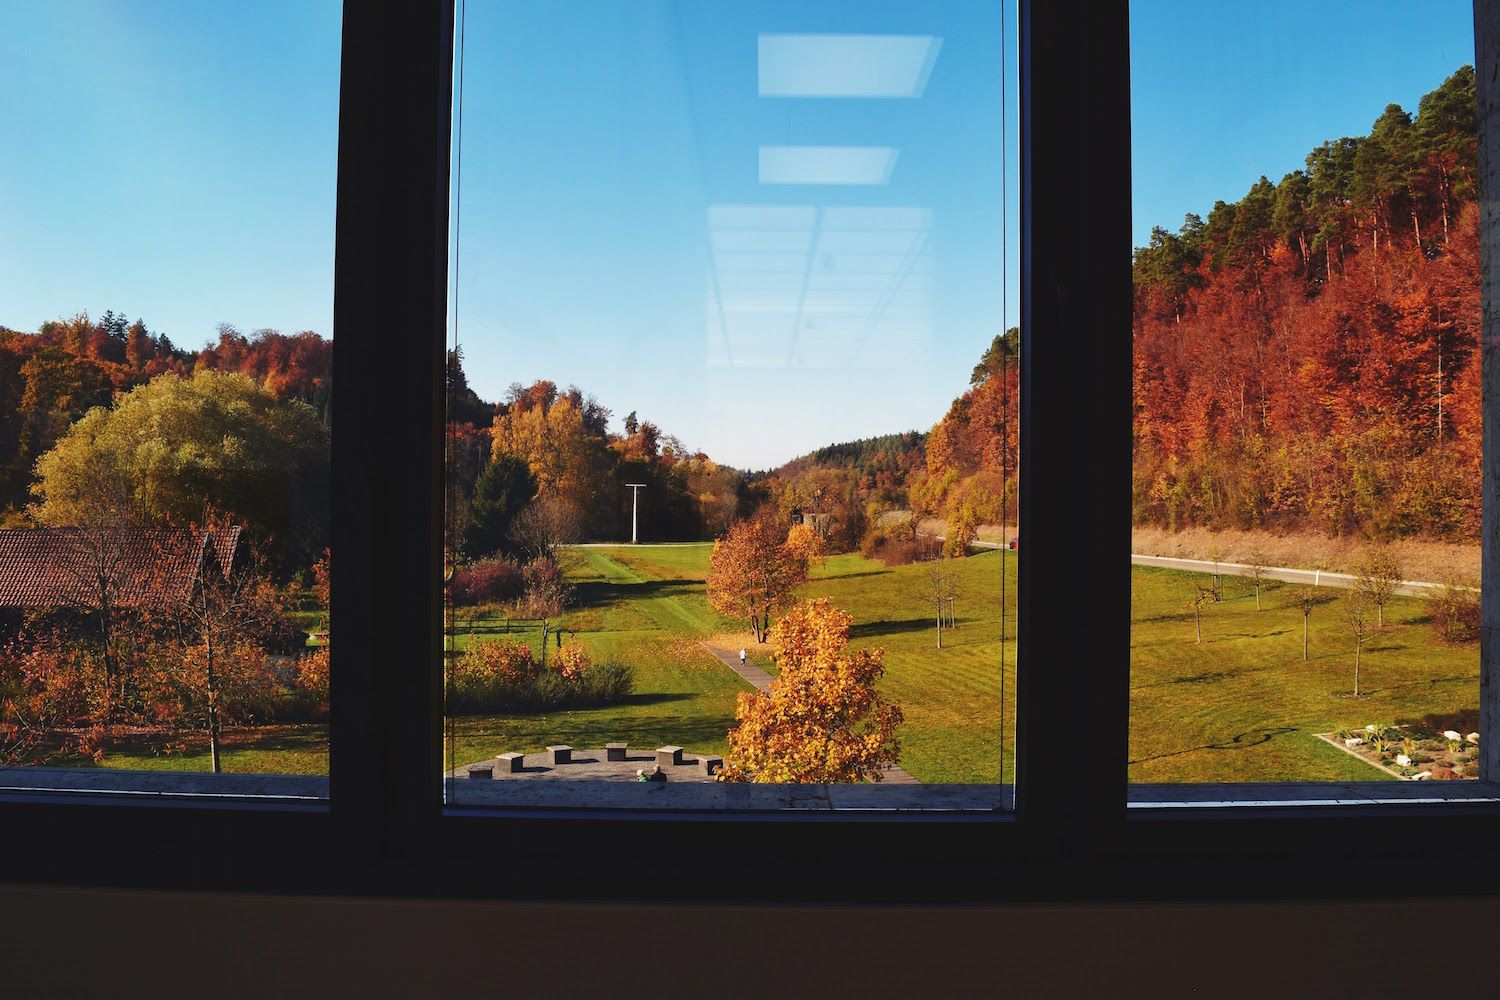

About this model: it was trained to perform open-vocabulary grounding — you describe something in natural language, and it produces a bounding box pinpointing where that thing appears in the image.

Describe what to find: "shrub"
[450,558,525,606]
[578,660,633,705]
[446,638,632,714]
[553,643,590,682]
[859,522,942,566]
[295,647,330,720]
[1431,582,1480,643]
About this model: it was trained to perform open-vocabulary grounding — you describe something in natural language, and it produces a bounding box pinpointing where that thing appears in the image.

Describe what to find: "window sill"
[1128,781,1500,809]
[0,766,328,806]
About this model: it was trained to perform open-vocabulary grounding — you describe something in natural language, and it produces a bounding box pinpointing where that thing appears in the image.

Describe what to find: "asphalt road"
[1128,553,1466,597]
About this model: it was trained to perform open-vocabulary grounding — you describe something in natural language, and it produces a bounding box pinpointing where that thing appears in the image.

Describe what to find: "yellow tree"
[490,393,610,516]
[705,512,809,643]
[782,521,825,569]
[723,598,902,783]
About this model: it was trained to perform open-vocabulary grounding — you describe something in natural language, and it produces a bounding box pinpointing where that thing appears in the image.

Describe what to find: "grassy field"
[44,544,1480,786]
[448,544,1017,785]
[1129,567,1479,782]
[31,724,330,774]
[445,545,753,771]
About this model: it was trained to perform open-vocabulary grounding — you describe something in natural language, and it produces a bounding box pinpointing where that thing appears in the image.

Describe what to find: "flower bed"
[1322,721,1481,780]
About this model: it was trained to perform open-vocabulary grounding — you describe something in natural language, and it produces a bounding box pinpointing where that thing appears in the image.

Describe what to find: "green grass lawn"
[44,545,1479,787]
[448,544,1017,785]
[38,724,329,775]
[445,544,755,770]
[1129,567,1479,783]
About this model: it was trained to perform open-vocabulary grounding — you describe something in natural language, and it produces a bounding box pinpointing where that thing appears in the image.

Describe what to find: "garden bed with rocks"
[1319,720,1480,780]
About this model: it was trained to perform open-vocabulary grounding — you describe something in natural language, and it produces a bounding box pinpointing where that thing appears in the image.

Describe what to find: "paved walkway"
[698,639,920,785]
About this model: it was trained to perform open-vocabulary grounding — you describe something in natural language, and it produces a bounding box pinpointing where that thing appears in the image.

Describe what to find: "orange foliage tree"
[782,521,825,569]
[705,511,810,643]
[723,598,902,783]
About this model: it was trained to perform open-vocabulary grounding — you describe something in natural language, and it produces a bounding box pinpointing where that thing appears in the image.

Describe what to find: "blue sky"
[1131,0,1476,248]
[0,1,342,344]
[0,1,1478,470]
[449,1,1015,469]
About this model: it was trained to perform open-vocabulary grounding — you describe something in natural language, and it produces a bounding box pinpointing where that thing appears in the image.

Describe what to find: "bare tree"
[510,494,583,565]
[1205,546,1225,602]
[54,526,139,723]
[1354,545,1403,628]
[1294,585,1317,662]
[1342,590,1374,697]
[1186,582,1213,643]
[157,532,279,774]
[516,557,572,669]
[916,559,959,650]
[1244,549,1270,611]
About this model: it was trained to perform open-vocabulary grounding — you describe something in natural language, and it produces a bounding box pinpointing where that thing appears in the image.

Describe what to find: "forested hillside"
[0,314,330,523]
[1132,66,1480,540]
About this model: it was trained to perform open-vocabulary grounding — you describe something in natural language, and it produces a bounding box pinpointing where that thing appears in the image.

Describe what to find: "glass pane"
[1129,0,1490,801]
[0,1,339,799]
[444,1,1016,810]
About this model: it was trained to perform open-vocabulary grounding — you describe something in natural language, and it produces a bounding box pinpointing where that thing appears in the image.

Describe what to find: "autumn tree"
[31,370,330,574]
[782,521,825,569]
[706,511,810,643]
[943,503,979,558]
[152,525,282,773]
[1354,545,1403,628]
[722,598,902,783]
[491,382,613,523]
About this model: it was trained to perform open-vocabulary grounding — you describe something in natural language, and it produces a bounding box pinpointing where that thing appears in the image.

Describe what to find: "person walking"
[739,647,747,667]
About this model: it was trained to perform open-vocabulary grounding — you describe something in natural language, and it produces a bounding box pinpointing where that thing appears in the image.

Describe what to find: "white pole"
[626,484,646,544]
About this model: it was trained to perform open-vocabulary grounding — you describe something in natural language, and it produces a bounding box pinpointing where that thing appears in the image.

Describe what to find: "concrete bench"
[466,764,494,780]
[498,752,525,774]
[606,742,628,762]
[547,745,572,766]
[656,746,684,768]
[699,756,724,778]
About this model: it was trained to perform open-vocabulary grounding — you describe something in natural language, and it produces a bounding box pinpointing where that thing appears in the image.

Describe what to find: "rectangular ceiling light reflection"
[706,205,932,369]
[758,34,943,98]
[758,146,900,186]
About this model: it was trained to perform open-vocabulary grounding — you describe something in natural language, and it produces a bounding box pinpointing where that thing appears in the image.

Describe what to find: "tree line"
[1133,66,1480,540]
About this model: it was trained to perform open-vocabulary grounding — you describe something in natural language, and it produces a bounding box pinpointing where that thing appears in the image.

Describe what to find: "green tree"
[1228,175,1276,264]
[462,454,537,558]
[1414,65,1477,243]
[31,370,329,574]
[1273,170,1313,266]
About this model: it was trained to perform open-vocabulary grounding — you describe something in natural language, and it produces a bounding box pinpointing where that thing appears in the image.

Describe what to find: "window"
[0,1,338,800]
[1128,0,1496,807]
[442,1,1016,811]
[3,0,1498,905]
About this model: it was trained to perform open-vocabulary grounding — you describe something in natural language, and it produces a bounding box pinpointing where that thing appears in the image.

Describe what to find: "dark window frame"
[1,0,1498,905]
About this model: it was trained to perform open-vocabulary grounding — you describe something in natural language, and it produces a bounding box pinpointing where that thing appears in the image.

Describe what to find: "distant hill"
[774,431,926,480]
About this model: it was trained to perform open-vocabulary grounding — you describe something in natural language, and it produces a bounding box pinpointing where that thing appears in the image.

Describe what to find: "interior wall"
[1,884,1494,997]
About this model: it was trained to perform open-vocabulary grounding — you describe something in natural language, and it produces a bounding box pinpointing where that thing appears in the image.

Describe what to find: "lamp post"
[625,483,646,543]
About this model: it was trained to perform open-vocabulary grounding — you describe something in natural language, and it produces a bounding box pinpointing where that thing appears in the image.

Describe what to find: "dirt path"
[699,638,921,786]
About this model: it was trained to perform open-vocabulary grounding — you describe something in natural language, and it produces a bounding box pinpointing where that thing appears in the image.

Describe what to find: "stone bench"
[699,755,724,778]
[466,764,494,780]
[497,752,525,774]
[606,742,628,762]
[656,746,684,768]
[547,745,572,766]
